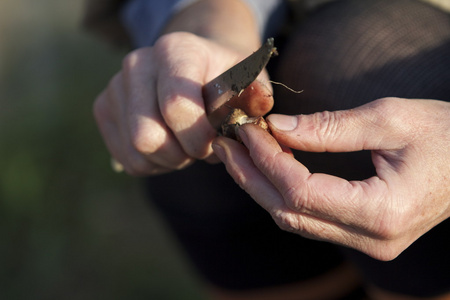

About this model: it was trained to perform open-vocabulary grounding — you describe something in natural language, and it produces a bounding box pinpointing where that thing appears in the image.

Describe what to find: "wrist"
[162,0,261,54]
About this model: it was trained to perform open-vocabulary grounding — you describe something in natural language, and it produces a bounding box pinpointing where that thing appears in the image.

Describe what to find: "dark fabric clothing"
[145,161,345,290]
[343,220,450,297]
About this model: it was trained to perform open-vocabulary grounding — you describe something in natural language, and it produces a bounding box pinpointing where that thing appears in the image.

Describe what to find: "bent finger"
[213,134,391,260]
[123,65,193,170]
[239,124,388,231]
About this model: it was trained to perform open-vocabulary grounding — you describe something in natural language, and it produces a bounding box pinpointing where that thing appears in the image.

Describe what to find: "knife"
[202,38,277,130]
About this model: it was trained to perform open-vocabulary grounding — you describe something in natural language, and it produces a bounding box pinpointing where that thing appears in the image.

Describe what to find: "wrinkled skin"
[93,32,273,176]
[212,98,450,261]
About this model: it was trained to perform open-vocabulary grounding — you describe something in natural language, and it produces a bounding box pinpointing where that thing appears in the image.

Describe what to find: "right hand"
[93,32,273,176]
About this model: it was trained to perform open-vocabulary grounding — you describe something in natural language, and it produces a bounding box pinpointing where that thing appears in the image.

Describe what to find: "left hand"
[212,97,450,261]
[93,32,272,176]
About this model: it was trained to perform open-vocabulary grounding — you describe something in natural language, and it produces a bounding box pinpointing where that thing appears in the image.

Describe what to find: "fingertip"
[211,142,227,163]
[238,124,283,156]
[266,114,298,132]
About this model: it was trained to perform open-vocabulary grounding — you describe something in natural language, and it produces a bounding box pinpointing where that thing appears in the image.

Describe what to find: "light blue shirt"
[121,0,286,47]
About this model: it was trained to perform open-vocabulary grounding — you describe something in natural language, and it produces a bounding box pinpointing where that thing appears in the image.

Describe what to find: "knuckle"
[122,50,140,72]
[368,241,404,261]
[154,32,198,53]
[369,211,406,242]
[313,111,341,144]
[271,210,300,233]
[129,120,195,168]
[160,101,213,159]
[121,47,151,75]
[160,93,184,117]
[159,95,197,134]
[282,186,309,213]
[233,172,247,191]
[373,222,401,241]
[132,137,155,155]
[369,98,397,123]
[130,127,161,155]
[369,198,416,242]
[370,97,410,132]
[373,97,402,110]
[381,246,403,261]
[153,33,174,53]
[128,118,164,155]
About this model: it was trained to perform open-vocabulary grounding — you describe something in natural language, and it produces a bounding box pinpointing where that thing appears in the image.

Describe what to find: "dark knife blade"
[202,38,277,129]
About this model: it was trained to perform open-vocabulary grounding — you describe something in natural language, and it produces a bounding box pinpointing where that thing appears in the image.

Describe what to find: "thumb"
[266,99,407,152]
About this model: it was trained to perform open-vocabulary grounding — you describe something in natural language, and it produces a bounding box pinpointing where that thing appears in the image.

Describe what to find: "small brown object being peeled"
[221,108,270,142]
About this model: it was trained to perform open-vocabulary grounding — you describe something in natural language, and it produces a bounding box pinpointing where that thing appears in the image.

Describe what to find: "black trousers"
[146,0,450,297]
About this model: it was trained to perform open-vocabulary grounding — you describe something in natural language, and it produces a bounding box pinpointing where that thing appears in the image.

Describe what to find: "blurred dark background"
[0,1,206,299]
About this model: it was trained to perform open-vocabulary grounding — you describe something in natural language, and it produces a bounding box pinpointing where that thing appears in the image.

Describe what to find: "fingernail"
[237,127,248,144]
[212,143,227,163]
[267,114,298,131]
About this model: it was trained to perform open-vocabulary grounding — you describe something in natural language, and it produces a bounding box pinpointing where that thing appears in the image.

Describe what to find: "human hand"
[212,97,450,260]
[93,32,273,175]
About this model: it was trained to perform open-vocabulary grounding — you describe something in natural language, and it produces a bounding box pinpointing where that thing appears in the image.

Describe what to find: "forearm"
[162,0,261,53]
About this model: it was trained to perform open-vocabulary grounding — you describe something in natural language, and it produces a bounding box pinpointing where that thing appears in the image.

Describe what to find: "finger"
[125,102,193,171]
[96,49,192,174]
[156,54,218,160]
[94,75,131,167]
[153,34,227,160]
[266,97,410,153]
[213,133,391,259]
[121,49,193,171]
[238,124,388,232]
[95,89,189,176]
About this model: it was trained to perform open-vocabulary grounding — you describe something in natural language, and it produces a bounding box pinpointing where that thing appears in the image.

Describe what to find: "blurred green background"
[0,1,205,299]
